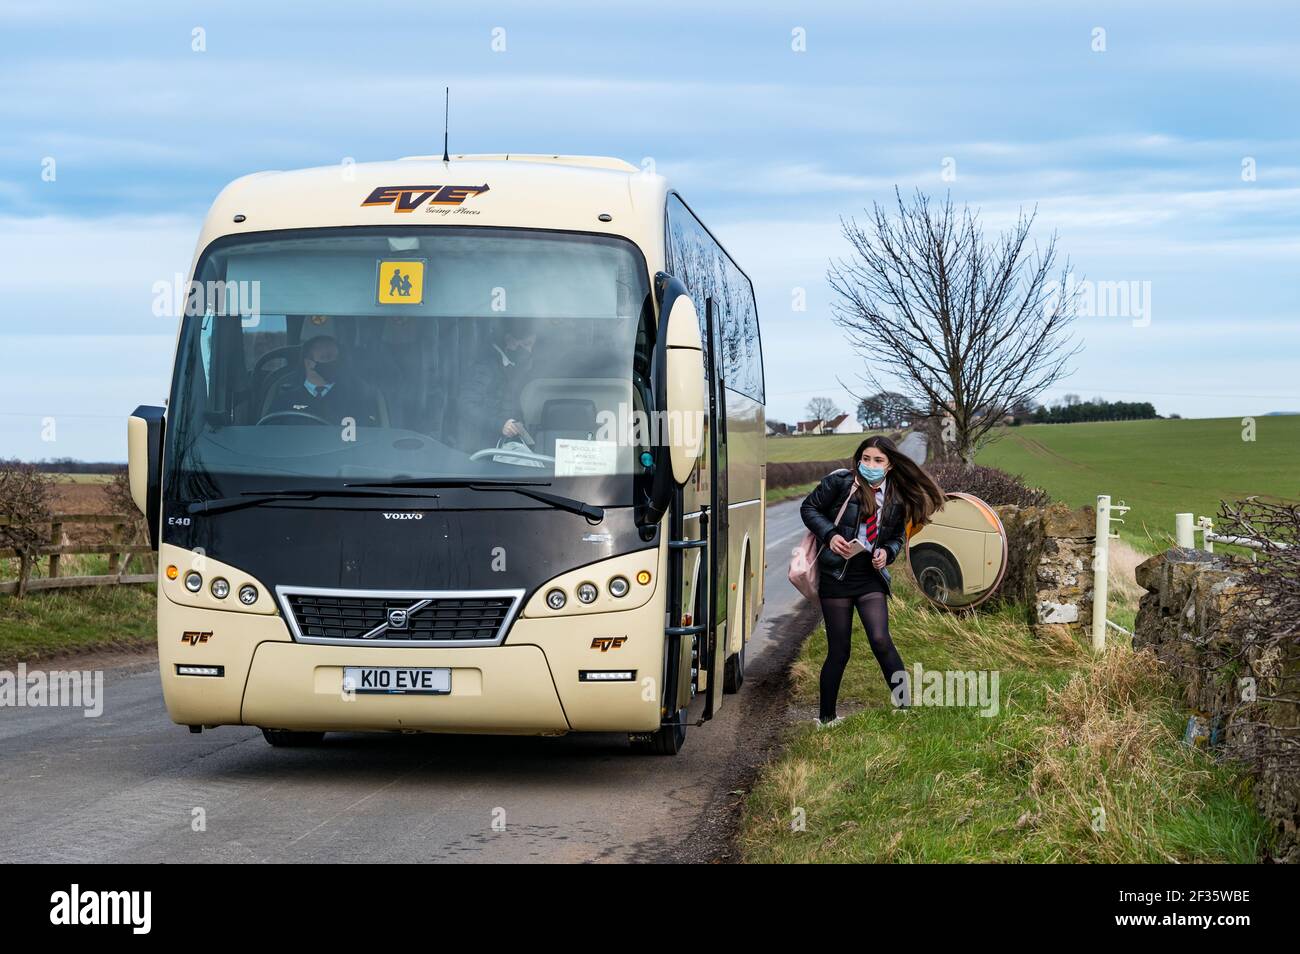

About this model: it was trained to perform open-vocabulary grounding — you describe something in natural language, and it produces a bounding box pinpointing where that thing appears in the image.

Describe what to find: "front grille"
[278,588,522,646]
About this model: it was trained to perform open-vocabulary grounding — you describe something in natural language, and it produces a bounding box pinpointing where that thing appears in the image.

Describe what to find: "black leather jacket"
[800,468,907,594]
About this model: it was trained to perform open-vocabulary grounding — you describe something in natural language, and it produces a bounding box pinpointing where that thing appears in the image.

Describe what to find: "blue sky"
[2,0,1298,459]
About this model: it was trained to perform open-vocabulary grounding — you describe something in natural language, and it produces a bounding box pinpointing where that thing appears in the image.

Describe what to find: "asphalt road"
[0,499,817,863]
[898,431,927,465]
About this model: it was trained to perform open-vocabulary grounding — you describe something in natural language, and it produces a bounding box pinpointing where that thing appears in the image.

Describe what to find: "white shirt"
[856,477,886,551]
[304,379,334,398]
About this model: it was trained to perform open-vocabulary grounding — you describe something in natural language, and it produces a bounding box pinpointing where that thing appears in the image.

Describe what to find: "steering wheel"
[256,410,333,426]
[468,445,556,465]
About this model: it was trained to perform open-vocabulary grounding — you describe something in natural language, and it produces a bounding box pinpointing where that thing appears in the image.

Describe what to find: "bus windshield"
[166,227,656,507]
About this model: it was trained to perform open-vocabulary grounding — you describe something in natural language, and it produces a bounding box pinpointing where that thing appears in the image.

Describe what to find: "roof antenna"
[442,87,450,163]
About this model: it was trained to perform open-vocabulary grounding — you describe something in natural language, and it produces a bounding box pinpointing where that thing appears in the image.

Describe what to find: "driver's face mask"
[310,358,340,383]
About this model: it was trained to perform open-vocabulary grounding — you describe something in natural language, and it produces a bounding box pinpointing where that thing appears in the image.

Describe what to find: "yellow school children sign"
[377,260,425,304]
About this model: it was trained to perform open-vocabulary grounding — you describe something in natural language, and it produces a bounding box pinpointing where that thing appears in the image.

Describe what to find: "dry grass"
[1106,538,1147,606]
[1016,644,1245,863]
[741,575,1269,863]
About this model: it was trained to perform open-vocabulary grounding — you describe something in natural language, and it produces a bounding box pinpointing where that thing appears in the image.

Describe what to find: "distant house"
[791,415,861,436]
[827,413,863,435]
[766,420,792,436]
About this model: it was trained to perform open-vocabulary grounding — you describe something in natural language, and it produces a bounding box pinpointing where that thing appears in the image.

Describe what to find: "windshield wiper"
[346,478,604,522]
[187,486,439,516]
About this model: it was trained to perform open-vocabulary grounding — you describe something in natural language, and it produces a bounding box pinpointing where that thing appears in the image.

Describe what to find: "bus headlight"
[608,575,629,598]
[184,571,203,592]
[575,582,598,604]
[238,584,259,605]
[546,588,567,610]
[210,577,230,599]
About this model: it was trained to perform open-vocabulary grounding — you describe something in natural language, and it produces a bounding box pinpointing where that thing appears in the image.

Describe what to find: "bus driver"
[268,335,382,427]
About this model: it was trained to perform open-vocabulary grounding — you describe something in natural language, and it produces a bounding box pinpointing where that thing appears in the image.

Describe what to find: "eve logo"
[590,636,627,652]
[362,183,489,212]
[181,631,212,645]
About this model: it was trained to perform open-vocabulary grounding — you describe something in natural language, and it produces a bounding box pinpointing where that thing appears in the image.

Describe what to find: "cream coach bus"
[128,154,765,755]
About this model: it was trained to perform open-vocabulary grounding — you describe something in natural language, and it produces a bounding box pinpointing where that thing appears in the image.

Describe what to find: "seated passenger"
[268,335,381,427]
[457,317,539,451]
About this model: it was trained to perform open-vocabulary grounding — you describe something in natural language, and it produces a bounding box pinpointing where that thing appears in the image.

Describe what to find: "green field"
[51,473,117,484]
[975,416,1299,553]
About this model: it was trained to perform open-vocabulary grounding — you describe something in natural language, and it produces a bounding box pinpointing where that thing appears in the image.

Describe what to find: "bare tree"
[805,397,840,423]
[0,460,54,597]
[828,189,1081,465]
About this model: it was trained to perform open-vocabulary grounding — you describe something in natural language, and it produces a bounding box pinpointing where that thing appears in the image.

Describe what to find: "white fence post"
[1182,514,1286,557]
[1175,512,1194,548]
[1092,495,1110,652]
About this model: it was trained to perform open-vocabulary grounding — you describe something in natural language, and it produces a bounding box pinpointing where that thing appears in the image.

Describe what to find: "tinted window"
[664,193,763,403]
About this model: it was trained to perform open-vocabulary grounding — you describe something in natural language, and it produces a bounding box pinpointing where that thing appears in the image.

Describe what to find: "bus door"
[701,296,729,721]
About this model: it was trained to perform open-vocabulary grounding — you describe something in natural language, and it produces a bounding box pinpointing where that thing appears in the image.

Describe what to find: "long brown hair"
[848,435,946,529]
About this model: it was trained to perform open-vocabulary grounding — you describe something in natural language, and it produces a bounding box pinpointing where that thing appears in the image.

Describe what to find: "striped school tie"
[862,511,878,547]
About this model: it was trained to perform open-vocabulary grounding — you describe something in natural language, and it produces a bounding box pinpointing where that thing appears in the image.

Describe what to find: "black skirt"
[819,551,888,599]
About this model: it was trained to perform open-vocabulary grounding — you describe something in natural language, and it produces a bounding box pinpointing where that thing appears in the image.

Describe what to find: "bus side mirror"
[127,405,166,551]
[644,273,706,525]
[663,295,705,484]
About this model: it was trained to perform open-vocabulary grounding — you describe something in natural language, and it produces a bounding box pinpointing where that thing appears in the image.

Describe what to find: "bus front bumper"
[241,641,570,734]
[159,601,665,736]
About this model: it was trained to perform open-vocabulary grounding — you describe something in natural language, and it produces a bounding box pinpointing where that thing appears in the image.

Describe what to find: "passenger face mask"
[858,462,886,483]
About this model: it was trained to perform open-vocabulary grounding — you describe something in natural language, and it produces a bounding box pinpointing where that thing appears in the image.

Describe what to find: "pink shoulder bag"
[787,486,852,601]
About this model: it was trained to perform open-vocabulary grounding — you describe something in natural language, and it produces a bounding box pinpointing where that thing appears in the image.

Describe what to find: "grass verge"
[0,583,156,666]
[738,580,1270,863]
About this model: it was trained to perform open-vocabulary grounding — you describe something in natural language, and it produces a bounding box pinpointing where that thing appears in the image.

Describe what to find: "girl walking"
[799,435,945,725]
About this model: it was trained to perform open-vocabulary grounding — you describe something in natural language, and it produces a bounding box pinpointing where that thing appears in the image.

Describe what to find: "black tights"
[818,592,909,720]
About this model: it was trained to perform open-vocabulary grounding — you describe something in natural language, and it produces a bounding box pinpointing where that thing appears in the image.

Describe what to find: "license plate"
[343,666,451,695]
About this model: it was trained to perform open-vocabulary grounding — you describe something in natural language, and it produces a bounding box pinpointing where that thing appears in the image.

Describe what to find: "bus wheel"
[911,546,962,606]
[630,707,687,755]
[261,728,325,748]
[723,629,745,694]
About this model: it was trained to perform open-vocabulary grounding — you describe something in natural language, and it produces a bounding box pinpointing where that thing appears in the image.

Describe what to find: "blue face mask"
[858,462,886,483]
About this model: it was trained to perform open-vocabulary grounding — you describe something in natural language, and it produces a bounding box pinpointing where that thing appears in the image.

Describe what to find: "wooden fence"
[0,513,154,596]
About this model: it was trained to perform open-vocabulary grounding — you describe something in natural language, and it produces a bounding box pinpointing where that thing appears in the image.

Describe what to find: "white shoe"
[816,716,845,729]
